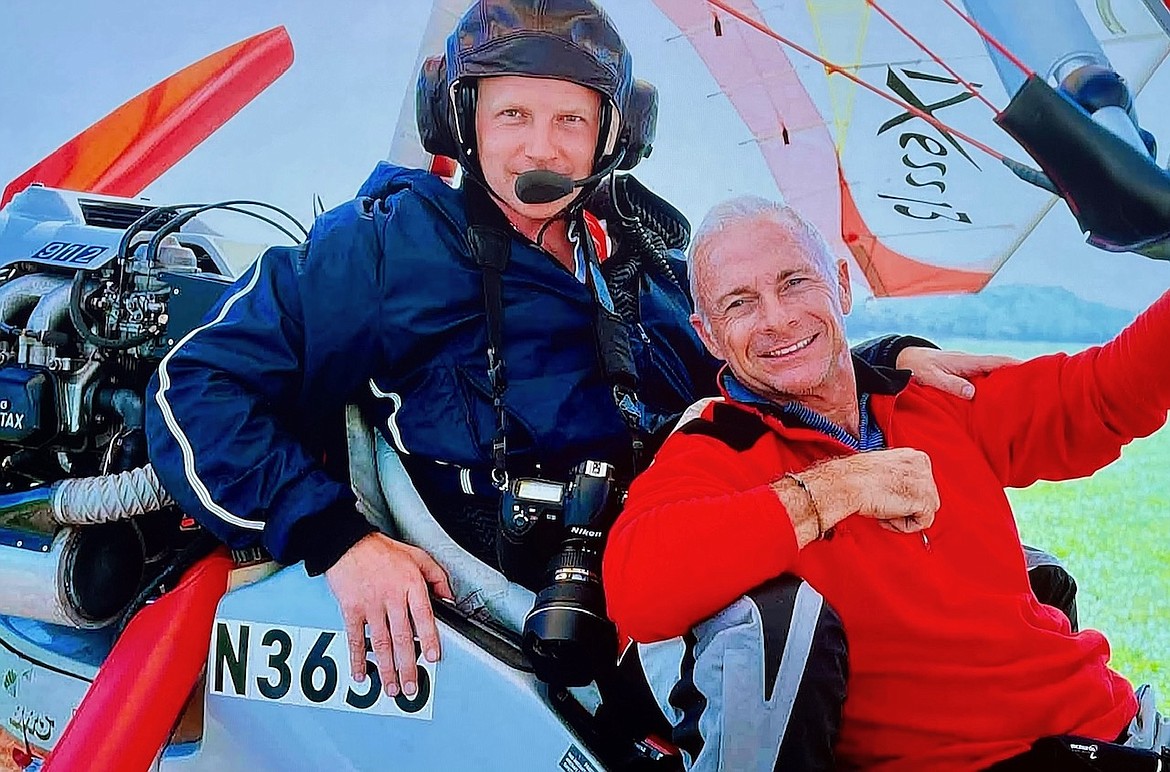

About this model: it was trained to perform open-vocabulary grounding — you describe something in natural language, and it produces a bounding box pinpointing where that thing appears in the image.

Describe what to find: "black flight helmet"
[417,0,657,188]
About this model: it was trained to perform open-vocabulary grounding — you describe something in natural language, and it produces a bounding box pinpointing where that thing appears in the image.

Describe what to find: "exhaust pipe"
[0,522,144,628]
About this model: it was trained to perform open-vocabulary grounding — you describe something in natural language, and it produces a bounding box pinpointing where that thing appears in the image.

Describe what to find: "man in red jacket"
[603,195,1170,770]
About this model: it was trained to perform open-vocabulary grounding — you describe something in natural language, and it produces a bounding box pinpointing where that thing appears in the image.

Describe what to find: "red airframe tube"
[43,549,233,772]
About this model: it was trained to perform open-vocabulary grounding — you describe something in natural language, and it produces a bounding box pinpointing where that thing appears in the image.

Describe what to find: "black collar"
[717,354,909,430]
[852,354,911,396]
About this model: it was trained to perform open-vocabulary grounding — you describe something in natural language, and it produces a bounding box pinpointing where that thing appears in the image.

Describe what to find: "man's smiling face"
[691,216,853,405]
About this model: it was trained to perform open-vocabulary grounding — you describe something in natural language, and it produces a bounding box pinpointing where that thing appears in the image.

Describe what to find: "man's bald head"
[688,196,838,328]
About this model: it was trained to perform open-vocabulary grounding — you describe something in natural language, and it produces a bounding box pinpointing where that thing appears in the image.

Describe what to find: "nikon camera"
[498,460,624,686]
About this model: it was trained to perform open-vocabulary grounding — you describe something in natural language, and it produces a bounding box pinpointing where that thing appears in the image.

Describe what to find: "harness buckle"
[613,384,643,429]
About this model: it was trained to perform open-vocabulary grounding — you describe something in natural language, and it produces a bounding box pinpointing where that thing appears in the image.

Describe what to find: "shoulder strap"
[464,183,513,486]
[578,211,651,473]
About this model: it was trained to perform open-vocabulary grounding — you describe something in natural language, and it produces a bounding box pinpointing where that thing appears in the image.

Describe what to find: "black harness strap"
[464,183,514,487]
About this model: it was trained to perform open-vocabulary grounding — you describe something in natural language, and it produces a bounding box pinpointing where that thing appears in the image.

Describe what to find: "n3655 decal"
[210,619,435,720]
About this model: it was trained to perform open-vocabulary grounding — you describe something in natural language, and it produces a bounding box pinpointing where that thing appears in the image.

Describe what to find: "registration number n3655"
[209,619,434,720]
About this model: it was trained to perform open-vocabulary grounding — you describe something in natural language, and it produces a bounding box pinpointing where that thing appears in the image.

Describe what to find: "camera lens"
[521,540,617,686]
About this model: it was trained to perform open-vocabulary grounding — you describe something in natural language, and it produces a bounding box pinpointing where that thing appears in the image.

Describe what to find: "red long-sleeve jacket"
[604,291,1170,770]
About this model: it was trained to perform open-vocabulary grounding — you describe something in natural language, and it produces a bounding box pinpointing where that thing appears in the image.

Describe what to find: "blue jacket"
[146,164,719,571]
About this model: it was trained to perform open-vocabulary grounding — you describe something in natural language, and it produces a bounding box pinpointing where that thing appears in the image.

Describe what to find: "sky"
[3,0,1170,311]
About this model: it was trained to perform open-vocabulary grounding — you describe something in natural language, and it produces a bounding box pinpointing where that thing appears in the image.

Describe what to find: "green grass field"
[930,337,1169,701]
[1009,433,1169,702]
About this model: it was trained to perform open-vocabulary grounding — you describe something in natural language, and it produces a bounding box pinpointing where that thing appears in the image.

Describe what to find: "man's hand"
[845,449,940,533]
[896,348,1018,399]
[792,449,940,544]
[325,532,454,699]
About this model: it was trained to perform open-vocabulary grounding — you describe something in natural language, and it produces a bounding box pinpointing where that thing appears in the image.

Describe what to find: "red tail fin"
[42,549,233,772]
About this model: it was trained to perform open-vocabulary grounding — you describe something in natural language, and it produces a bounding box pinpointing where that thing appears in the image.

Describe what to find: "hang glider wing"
[667,0,1168,295]
[387,0,467,178]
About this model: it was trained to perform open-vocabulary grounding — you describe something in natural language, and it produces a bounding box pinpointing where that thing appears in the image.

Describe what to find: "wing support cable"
[703,0,1008,162]
[936,0,1037,78]
[866,0,1001,114]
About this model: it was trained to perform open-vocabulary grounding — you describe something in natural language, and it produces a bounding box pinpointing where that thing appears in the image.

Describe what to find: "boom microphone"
[514,169,611,205]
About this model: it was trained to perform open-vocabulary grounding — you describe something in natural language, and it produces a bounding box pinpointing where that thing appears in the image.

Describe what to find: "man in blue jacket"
[145,0,1006,728]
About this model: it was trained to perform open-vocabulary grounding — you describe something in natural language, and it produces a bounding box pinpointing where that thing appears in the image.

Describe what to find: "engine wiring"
[70,199,309,352]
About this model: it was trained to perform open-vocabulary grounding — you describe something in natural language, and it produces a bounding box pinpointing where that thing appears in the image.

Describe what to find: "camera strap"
[464,183,512,489]
[463,181,648,486]
[577,212,647,472]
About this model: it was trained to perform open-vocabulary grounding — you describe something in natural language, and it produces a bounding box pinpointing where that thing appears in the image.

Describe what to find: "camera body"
[498,476,568,591]
[498,460,625,686]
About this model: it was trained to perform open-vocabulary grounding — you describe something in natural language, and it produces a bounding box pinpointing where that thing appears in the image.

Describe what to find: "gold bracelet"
[785,472,825,539]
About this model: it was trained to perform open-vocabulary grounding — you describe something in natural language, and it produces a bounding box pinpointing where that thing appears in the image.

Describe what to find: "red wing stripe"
[2,27,294,208]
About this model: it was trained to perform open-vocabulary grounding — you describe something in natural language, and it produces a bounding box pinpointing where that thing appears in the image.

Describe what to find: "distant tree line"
[846,285,1135,343]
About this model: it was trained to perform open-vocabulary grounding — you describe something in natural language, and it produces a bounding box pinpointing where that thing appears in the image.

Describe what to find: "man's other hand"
[325,533,455,700]
[896,348,1018,399]
[803,448,940,536]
